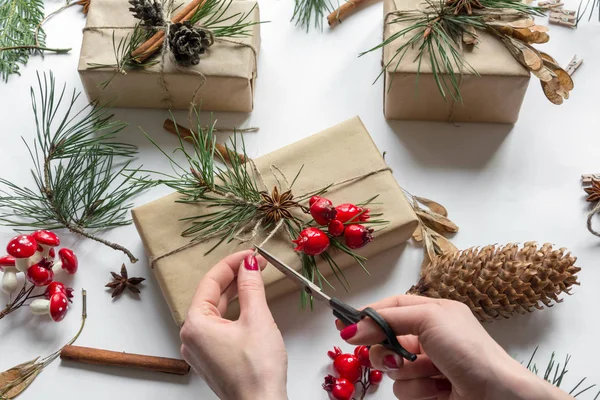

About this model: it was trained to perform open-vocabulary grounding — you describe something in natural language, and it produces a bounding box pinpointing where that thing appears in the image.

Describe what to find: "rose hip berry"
[323,375,355,400]
[310,198,337,226]
[333,353,362,382]
[354,345,372,368]
[344,224,374,249]
[369,370,383,384]
[335,203,370,224]
[328,219,345,237]
[292,227,330,256]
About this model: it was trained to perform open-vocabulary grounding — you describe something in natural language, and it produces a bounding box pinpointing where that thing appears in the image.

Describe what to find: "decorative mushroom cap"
[58,248,78,274]
[45,282,74,301]
[49,292,69,322]
[7,235,38,258]
[0,255,16,271]
[32,230,60,247]
[26,264,54,286]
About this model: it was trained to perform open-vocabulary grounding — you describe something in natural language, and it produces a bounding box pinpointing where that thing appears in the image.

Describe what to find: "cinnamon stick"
[131,0,207,63]
[60,345,191,375]
[163,119,247,164]
[327,0,378,27]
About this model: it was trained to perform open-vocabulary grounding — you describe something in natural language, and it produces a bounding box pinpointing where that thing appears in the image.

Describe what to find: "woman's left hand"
[180,250,288,400]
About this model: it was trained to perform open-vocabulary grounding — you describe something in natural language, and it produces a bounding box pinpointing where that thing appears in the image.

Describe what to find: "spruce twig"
[291,0,335,31]
[0,72,152,263]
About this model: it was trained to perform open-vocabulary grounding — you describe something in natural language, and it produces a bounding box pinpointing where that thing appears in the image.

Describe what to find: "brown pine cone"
[168,22,212,66]
[407,242,581,322]
[128,0,164,27]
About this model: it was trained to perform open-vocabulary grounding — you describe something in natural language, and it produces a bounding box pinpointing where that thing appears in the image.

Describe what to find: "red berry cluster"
[0,230,78,322]
[323,346,383,400]
[293,196,374,257]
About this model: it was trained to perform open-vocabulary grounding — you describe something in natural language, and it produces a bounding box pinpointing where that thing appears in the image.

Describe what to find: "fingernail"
[383,355,400,370]
[435,379,452,391]
[340,323,358,340]
[244,255,259,271]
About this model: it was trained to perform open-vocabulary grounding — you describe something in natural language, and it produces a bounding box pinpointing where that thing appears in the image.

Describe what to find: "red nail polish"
[383,355,399,369]
[435,379,452,391]
[244,255,259,271]
[340,323,357,340]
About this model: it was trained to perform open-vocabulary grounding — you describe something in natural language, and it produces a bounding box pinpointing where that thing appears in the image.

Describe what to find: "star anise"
[585,179,600,202]
[446,0,484,15]
[77,0,91,15]
[257,187,304,224]
[105,264,145,298]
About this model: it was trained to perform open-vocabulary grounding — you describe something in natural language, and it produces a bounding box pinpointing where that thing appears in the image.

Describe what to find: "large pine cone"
[407,242,581,322]
[168,22,212,66]
[128,0,165,27]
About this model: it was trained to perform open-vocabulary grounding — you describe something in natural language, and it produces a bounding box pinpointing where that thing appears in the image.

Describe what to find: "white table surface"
[1,0,599,399]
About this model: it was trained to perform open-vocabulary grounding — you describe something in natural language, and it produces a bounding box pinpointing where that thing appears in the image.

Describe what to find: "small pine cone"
[128,0,165,27]
[407,242,581,322]
[168,22,212,66]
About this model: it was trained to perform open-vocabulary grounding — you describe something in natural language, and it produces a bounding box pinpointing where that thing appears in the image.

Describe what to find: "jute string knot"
[148,164,393,268]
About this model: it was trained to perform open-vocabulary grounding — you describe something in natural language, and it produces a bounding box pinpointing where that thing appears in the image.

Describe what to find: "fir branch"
[0,0,71,82]
[292,0,335,31]
[0,72,152,263]
[577,0,599,23]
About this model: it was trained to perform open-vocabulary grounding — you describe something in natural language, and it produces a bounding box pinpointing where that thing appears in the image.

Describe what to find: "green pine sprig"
[527,348,600,398]
[0,72,152,263]
[0,0,71,82]
[577,0,599,24]
[190,0,263,37]
[361,0,544,102]
[142,111,389,306]
[291,0,335,31]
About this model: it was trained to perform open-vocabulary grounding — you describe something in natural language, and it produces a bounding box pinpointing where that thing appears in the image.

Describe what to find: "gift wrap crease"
[383,0,530,123]
[133,117,418,325]
[78,0,260,111]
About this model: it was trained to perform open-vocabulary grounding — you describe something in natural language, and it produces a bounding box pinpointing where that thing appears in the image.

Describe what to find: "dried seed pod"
[407,242,581,322]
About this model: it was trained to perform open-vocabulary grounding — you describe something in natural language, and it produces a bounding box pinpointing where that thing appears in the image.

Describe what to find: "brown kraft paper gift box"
[132,116,419,326]
[78,0,260,112]
[383,0,530,123]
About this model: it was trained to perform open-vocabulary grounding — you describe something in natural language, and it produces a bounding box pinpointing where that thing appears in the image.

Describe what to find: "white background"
[1,0,599,398]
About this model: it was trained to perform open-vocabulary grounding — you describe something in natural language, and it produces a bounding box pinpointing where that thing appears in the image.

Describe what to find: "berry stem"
[0,284,37,321]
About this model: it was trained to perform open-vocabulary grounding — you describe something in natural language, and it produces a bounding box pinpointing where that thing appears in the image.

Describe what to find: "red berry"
[354,345,372,367]
[25,263,54,286]
[328,220,345,237]
[45,282,74,301]
[369,370,383,384]
[328,346,343,360]
[292,227,330,256]
[310,198,337,225]
[323,375,355,400]
[333,354,362,382]
[344,224,374,249]
[309,196,323,206]
[335,204,370,224]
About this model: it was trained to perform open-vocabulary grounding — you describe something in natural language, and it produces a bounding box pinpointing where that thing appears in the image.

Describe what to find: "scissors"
[254,246,417,362]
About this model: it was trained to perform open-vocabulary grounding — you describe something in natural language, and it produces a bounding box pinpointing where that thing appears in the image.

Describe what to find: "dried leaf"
[531,24,550,32]
[532,66,555,82]
[422,229,437,262]
[0,359,41,399]
[540,52,558,64]
[414,196,448,217]
[542,80,564,104]
[416,210,459,234]
[412,224,423,242]
[512,28,533,42]
[555,68,574,91]
[532,32,550,44]
[430,230,459,255]
[504,37,543,71]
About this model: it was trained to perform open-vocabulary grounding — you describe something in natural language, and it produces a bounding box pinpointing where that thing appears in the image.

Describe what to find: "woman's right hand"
[337,295,574,400]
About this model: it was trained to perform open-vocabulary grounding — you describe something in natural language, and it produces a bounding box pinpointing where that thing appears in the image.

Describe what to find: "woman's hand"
[337,295,574,400]
[180,250,288,400]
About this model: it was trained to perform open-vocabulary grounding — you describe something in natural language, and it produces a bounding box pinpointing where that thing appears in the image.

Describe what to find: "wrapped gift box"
[78,0,260,111]
[132,116,419,326]
[383,0,530,123]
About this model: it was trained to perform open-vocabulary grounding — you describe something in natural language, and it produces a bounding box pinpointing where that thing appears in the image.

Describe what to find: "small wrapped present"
[78,0,260,111]
[382,0,531,123]
[132,116,418,325]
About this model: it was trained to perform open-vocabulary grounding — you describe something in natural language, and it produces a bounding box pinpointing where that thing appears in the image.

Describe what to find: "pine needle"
[0,72,152,263]
[291,0,335,31]
[0,0,71,82]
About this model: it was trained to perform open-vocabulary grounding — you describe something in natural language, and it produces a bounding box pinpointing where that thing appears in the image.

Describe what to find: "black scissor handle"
[330,298,417,362]
[360,307,417,362]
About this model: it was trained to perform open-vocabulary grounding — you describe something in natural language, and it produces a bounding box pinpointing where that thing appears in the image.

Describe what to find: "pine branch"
[292,0,335,31]
[0,0,71,82]
[0,72,152,263]
[189,0,263,37]
[577,0,599,23]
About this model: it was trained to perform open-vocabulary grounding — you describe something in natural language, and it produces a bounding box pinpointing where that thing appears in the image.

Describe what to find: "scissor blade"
[254,246,331,304]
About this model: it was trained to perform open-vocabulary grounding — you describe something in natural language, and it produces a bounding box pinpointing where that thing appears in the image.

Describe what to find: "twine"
[147,165,393,267]
[587,202,600,237]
